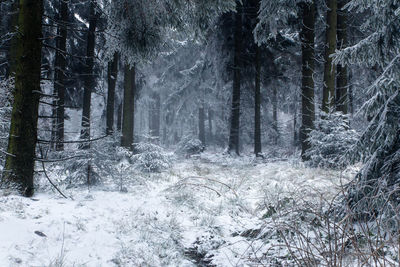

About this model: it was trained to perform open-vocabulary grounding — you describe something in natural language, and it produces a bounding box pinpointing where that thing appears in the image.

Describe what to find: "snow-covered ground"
[0,153,357,266]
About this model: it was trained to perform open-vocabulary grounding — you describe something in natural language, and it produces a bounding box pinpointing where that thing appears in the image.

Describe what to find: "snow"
[0,152,356,266]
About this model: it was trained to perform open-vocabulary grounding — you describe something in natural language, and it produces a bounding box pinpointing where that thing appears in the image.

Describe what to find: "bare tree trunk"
[208,108,213,144]
[272,86,278,145]
[3,0,43,197]
[117,102,122,131]
[149,92,160,142]
[198,104,205,146]
[121,65,135,151]
[336,0,348,114]
[254,45,262,156]
[299,1,316,161]
[322,0,337,113]
[106,53,119,135]
[228,1,243,155]
[54,0,68,151]
[80,0,97,149]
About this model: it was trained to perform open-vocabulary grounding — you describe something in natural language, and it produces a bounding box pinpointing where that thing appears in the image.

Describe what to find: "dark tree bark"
[299,1,316,161]
[336,0,348,114]
[4,0,19,78]
[198,104,205,146]
[322,0,337,113]
[2,0,43,197]
[228,1,243,155]
[79,0,97,149]
[149,92,160,142]
[254,45,262,156]
[54,0,68,151]
[121,65,135,150]
[106,53,119,135]
[272,86,278,145]
[117,102,122,131]
[208,108,213,143]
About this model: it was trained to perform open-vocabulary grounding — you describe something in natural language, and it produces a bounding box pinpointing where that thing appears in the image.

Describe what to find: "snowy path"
[0,154,355,266]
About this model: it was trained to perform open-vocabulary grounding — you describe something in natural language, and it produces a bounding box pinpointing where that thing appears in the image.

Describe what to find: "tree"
[80,0,98,149]
[106,53,119,135]
[299,1,316,161]
[228,1,243,155]
[334,0,400,216]
[321,0,337,113]
[335,0,348,114]
[121,65,135,150]
[2,0,43,196]
[54,0,69,151]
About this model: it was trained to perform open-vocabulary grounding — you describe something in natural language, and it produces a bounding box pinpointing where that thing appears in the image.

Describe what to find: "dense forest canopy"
[0,0,399,265]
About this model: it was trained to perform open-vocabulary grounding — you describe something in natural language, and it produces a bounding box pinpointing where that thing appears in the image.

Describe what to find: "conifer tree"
[2,0,44,196]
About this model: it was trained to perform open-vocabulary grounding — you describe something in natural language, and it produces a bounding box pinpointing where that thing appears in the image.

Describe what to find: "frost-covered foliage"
[132,142,172,172]
[0,78,12,169]
[104,0,236,64]
[176,137,205,156]
[255,0,304,43]
[333,0,400,218]
[305,111,358,169]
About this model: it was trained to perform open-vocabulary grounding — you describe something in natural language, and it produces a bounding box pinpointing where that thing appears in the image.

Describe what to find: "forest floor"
[0,152,358,266]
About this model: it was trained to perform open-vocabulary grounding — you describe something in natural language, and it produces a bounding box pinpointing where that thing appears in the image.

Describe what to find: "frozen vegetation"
[0,151,364,266]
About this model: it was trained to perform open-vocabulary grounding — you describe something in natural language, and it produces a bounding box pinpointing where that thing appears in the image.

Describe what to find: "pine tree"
[54,0,69,151]
[228,1,243,155]
[121,65,135,150]
[2,0,44,196]
[80,0,98,149]
[335,0,348,114]
[322,0,337,113]
[106,53,119,135]
[299,1,316,161]
[334,0,400,216]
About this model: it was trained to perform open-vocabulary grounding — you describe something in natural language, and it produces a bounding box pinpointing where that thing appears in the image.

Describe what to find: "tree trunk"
[198,104,205,146]
[2,0,43,197]
[149,92,160,142]
[117,102,122,131]
[272,86,278,145]
[336,0,348,114]
[121,65,135,150]
[254,45,262,156]
[106,53,119,135]
[299,1,316,161]
[54,0,68,151]
[208,108,213,144]
[4,0,19,78]
[79,0,97,149]
[228,2,243,155]
[348,69,354,115]
[322,0,337,113]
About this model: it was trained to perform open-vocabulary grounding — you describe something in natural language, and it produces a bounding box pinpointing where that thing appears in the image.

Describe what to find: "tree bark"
[336,0,348,114]
[299,1,316,161]
[79,0,97,149]
[149,92,160,142]
[228,1,243,155]
[2,0,43,197]
[106,53,119,135]
[322,0,337,113]
[208,108,213,144]
[254,45,262,156]
[198,104,205,146]
[3,0,19,78]
[121,65,135,150]
[54,0,68,151]
[272,86,278,145]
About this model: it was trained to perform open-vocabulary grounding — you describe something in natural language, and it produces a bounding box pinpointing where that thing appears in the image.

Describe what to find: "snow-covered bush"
[305,111,358,169]
[176,137,205,156]
[0,78,13,169]
[132,142,172,173]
